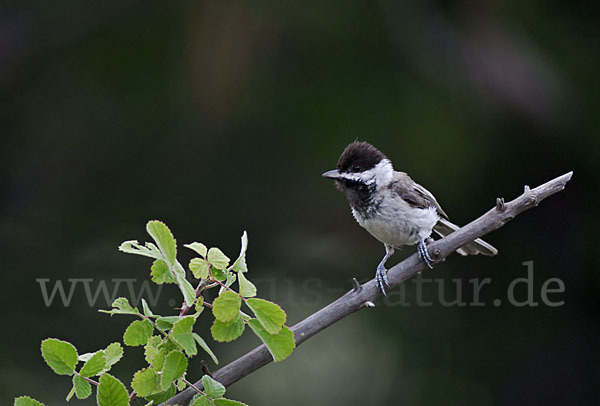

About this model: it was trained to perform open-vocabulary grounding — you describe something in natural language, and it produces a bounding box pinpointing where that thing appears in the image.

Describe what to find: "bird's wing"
[389,172,449,219]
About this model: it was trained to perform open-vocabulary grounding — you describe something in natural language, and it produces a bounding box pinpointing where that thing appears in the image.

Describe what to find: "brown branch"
[163,171,573,406]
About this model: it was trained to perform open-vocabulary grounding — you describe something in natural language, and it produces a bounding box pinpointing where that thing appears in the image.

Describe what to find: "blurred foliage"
[1,0,598,405]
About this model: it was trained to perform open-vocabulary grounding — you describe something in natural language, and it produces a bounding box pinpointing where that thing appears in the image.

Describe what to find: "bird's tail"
[433,218,498,256]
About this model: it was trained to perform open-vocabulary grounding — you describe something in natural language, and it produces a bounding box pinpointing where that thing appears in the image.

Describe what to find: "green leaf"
[231,231,248,273]
[171,316,197,357]
[195,296,205,314]
[132,368,158,397]
[123,319,154,346]
[211,316,245,343]
[212,291,241,323]
[144,336,163,365]
[245,298,286,334]
[189,258,211,279]
[14,396,45,406]
[79,351,105,377]
[140,299,154,317]
[223,272,236,289]
[201,375,226,398]
[146,220,177,266]
[237,272,256,298]
[207,247,230,269]
[190,395,213,406]
[211,267,227,282]
[41,338,78,375]
[155,316,183,330]
[152,348,168,372]
[192,333,219,364]
[177,377,187,391]
[73,375,92,399]
[161,351,188,391]
[151,259,176,284]
[214,399,248,406]
[185,242,208,257]
[152,339,177,371]
[174,261,196,307]
[248,319,295,362]
[97,374,128,406]
[100,342,123,374]
[77,352,95,362]
[145,383,175,403]
[118,240,162,259]
[99,297,139,316]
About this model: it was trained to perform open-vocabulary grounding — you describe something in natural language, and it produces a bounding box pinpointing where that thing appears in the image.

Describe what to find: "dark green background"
[2,1,598,404]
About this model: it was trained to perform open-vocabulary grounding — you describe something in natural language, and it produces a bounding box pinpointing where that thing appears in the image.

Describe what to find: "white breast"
[351,190,439,247]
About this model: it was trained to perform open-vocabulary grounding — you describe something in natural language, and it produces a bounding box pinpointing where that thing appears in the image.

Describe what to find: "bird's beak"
[322,169,342,180]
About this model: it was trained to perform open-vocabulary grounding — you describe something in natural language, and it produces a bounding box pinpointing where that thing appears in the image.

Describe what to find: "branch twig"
[163,171,573,406]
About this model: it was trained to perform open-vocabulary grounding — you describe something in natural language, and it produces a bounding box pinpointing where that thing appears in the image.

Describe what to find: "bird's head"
[322,141,394,192]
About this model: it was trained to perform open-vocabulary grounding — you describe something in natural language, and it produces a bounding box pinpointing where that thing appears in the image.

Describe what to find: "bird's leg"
[417,238,434,269]
[375,244,394,295]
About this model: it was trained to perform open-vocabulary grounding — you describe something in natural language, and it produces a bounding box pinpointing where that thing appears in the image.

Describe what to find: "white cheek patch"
[339,159,393,186]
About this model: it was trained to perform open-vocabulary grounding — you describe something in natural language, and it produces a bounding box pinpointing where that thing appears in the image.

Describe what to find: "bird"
[322,141,497,295]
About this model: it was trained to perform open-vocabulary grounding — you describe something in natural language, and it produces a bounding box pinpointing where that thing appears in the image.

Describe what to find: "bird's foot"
[375,264,390,295]
[417,238,434,269]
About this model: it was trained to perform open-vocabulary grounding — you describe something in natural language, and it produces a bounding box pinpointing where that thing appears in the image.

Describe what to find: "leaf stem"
[74,371,99,386]
[182,377,206,396]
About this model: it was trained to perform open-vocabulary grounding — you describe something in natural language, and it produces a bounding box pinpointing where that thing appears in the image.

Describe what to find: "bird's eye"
[350,165,361,172]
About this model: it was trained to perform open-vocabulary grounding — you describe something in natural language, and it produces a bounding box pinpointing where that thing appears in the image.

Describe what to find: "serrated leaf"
[202,375,226,398]
[190,395,213,406]
[211,316,245,343]
[185,242,208,257]
[161,351,187,391]
[73,375,92,399]
[144,336,163,365]
[80,351,105,377]
[192,333,219,364]
[118,240,162,259]
[155,316,183,330]
[99,297,139,316]
[14,396,45,406]
[132,368,158,397]
[245,298,286,334]
[207,248,230,269]
[151,259,176,284]
[231,231,248,273]
[146,220,177,266]
[237,272,256,298]
[248,319,295,362]
[189,258,211,279]
[152,348,168,372]
[145,383,176,403]
[212,291,241,323]
[97,374,128,406]
[177,377,187,391]
[123,319,154,347]
[100,342,123,374]
[214,399,248,406]
[41,338,78,376]
[171,317,197,357]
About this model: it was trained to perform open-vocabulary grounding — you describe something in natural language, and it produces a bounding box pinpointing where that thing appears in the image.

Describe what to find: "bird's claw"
[375,264,390,295]
[417,239,434,269]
